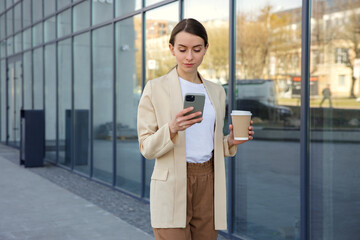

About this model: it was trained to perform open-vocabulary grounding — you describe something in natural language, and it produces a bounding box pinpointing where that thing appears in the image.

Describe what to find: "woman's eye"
[179,49,186,52]
[193,49,201,53]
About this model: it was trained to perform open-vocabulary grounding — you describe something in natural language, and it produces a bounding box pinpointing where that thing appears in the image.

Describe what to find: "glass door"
[7,55,23,147]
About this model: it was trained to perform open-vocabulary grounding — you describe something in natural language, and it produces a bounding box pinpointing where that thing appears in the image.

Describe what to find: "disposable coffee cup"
[231,110,252,140]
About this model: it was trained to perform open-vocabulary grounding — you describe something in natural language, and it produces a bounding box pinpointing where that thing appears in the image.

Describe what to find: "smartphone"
[183,93,205,122]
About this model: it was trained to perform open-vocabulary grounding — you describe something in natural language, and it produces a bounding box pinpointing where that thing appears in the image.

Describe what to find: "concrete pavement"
[0,150,153,240]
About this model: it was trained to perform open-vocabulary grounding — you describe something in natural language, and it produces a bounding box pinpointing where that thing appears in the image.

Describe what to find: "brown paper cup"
[231,110,252,140]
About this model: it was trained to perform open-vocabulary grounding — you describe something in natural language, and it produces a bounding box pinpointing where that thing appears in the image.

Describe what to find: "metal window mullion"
[300,0,311,239]
[71,36,75,171]
[140,8,146,199]
[227,0,236,237]
[55,39,59,165]
[89,29,94,179]
[112,21,116,187]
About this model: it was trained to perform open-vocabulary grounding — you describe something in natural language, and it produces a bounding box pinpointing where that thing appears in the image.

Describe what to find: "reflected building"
[0,0,360,240]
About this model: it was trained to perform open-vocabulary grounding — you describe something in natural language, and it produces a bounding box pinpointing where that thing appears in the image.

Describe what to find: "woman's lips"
[184,63,194,67]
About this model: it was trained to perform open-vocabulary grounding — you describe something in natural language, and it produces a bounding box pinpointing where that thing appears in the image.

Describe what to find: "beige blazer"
[137,67,237,230]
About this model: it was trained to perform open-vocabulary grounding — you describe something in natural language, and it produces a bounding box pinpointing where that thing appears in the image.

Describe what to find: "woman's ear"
[169,43,175,56]
[204,43,209,53]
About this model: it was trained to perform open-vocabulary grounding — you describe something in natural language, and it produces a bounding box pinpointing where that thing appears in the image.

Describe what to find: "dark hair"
[169,18,208,46]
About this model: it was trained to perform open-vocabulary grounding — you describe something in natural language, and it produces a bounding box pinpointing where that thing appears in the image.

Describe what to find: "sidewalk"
[0,145,154,240]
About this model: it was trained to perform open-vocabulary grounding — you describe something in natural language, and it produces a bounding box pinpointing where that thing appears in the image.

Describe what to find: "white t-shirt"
[179,77,216,163]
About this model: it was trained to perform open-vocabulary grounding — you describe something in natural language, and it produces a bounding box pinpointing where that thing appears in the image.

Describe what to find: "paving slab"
[0,156,154,240]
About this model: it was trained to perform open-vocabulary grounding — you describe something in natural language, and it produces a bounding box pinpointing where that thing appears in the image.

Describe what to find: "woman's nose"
[186,50,193,60]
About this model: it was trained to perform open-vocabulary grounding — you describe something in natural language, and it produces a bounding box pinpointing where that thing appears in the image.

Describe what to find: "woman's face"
[169,31,208,76]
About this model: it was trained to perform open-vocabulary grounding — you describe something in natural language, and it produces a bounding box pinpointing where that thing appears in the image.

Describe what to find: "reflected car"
[234,99,293,121]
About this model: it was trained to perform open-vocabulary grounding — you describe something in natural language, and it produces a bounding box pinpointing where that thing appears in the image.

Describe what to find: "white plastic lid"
[231,110,252,116]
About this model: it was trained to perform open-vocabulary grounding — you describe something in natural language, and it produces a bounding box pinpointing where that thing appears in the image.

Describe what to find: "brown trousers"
[153,158,218,240]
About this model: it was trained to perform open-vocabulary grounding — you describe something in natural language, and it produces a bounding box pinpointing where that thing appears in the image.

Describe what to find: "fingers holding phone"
[169,94,205,138]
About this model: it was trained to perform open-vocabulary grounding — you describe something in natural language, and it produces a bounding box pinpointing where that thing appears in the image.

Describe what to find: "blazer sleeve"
[137,81,175,160]
[220,87,237,157]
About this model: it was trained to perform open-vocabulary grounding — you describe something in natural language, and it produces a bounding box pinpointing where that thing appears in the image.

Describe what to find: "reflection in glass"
[33,47,43,109]
[23,51,32,109]
[115,0,141,17]
[58,39,72,168]
[57,0,71,10]
[144,2,178,198]
[7,59,22,147]
[44,0,56,17]
[73,0,90,33]
[184,0,230,85]
[22,0,31,28]
[32,0,43,23]
[7,8,13,36]
[45,44,56,162]
[23,28,31,50]
[1,15,5,40]
[74,32,91,175]
[57,9,71,38]
[310,1,360,239]
[0,60,5,142]
[92,0,112,26]
[234,1,302,239]
[45,17,56,43]
[92,25,113,183]
[14,33,21,53]
[32,23,43,47]
[115,16,142,195]
[7,37,13,56]
[14,3,21,33]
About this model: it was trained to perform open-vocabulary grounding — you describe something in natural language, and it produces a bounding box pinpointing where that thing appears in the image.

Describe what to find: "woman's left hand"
[227,120,254,148]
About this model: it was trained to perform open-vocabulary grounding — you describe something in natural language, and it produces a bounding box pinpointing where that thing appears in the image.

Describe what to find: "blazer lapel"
[167,67,183,120]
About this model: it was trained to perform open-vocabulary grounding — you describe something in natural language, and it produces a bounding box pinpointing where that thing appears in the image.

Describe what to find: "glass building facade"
[0,0,360,239]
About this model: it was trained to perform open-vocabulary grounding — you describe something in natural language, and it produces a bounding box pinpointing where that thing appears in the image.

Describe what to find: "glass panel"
[115,16,142,195]
[144,2,178,198]
[23,51,32,109]
[45,17,56,42]
[7,36,13,56]
[45,44,57,162]
[73,0,90,32]
[14,32,21,53]
[184,0,229,84]
[92,0,113,26]
[234,0,302,239]
[0,39,5,58]
[14,3,21,33]
[57,9,71,38]
[23,28,31,50]
[23,0,31,28]
[33,47,43,109]
[0,2,4,14]
[57,0,71,10]
[115,0,141,17]
[0,15,5,40]
[44,0,56,17]
[0,60,5,142]
[145,0,161,7]
[310,0,360,239]
[32,0,43,23]
[58,39,72,167]
[6,0,13,9]
[74,32,91,175]
[7,59,22,147]
[92,25,113,183]
[6,9,13,36]
[32,23,43,47]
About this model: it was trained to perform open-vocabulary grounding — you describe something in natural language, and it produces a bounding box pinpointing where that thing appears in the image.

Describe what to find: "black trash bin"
[20,110,45,167]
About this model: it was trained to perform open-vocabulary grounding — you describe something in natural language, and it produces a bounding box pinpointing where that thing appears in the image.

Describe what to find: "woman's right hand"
[169,107,202,139]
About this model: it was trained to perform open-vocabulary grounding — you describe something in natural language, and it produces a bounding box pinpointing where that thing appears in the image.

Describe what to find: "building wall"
[0,0,360,239]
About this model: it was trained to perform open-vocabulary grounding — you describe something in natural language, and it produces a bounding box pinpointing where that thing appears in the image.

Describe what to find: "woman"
[137,18,254,240]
